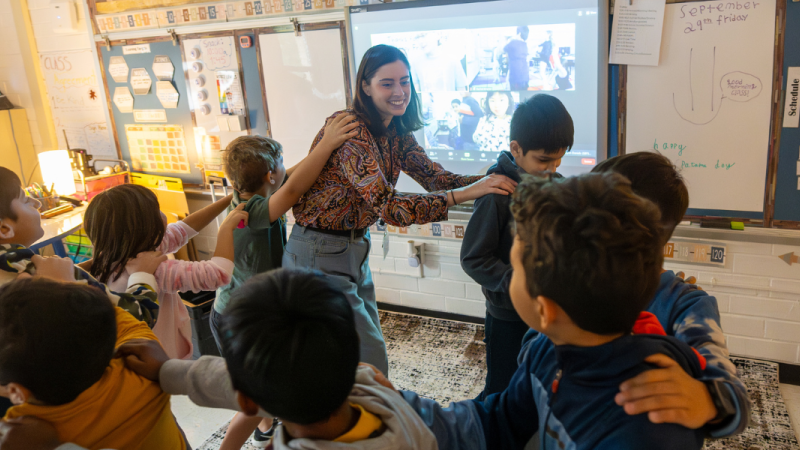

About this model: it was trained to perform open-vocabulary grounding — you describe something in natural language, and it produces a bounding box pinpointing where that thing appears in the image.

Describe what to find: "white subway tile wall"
[187,218,800,364]
[206,218,800,363]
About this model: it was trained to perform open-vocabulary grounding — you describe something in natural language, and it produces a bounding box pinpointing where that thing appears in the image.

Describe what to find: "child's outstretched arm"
[182,193,233,232]
[154,205,244,295]
[117,338,270,416]
[267,113,358,222]
[214,203,247,263]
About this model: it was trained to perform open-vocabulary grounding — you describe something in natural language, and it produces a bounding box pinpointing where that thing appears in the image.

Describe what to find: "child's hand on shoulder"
[115,338,170,381]
[219,203,248,231]
[359,362,398,394]
[0,416,61,450]
[317,113,359,152]
[28,255,75,283]
[126,251,167,275]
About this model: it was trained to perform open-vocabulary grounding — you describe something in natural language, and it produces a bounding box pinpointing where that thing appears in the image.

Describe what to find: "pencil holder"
[37,196,60,213]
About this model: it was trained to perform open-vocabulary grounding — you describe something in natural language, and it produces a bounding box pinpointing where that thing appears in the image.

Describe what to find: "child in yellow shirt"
[1,278,186,450]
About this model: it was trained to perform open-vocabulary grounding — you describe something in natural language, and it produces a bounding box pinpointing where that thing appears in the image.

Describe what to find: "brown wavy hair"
[353,44,423,138]
[84,184,165,284]
[510,172,663,335]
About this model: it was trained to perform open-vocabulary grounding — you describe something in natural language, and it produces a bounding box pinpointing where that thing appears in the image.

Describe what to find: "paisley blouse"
[293,110,483,230]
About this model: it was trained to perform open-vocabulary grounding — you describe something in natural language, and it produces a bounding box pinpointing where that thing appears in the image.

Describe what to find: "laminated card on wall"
[152,56,174,81]
[108,56,129,83]
[156,81,179,108]
[113,86,134,112]
[130,68,152,95]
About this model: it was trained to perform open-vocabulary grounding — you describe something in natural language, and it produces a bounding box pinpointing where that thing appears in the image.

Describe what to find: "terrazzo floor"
[172,312,800,449]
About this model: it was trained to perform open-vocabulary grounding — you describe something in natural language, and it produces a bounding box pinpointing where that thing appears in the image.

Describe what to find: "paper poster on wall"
[609,0,666,66]
[215,71,245,115]
[40,50,116,157]
[108,56,129,83]
[181,35,248,163]
[130,68,152,95]
[125,124,190,174]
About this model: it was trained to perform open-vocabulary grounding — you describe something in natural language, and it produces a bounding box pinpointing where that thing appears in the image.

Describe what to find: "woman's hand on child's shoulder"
[219,203,248,231]
[116,338,170,381]
[126,251,167,276]
[318,113,359,151]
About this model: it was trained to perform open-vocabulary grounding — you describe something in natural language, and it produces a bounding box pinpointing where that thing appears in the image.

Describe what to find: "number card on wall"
[664,239,726,266]
[125,124,190,174]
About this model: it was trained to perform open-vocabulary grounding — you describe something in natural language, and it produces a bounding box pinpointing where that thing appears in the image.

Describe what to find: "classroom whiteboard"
[259,28,348,168]
[626,0,776,215]
[40,50,116,157]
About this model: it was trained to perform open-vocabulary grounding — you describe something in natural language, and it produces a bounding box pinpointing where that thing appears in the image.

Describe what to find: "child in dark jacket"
[591,152,749,436]
[406,172,707,450]
[460,94,571,398]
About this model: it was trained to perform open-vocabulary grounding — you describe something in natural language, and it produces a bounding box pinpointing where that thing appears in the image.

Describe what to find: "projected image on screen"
[420,91,521,162]
[372,24,575,93]
[349,0,607,192]
[468,24,575,92]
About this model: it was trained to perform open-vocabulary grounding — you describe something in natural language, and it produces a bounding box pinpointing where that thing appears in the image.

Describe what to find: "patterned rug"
[198,311,798,450]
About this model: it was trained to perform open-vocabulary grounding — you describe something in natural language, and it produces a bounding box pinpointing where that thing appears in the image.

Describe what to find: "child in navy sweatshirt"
[404,172,707,449]
[592,152,748,436]
[460,94,571,399]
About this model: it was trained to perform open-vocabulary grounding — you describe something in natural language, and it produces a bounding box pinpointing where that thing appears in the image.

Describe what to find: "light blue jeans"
[282,226,388,375]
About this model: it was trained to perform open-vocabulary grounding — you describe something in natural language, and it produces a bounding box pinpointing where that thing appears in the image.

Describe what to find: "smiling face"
[0,189,44,247]
[361,60,411,126]
[511,142,567,174]
[488,92,510,118]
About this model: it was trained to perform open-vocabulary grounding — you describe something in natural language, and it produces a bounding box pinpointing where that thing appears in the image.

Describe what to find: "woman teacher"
[285,45,517,375]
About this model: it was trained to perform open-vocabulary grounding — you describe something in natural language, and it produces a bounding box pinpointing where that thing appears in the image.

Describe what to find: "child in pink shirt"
[84,184,246,359]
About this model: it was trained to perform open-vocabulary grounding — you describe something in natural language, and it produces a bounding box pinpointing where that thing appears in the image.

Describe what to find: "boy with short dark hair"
[115,269,438,450]
[461,93,572,398]
[0,166,162,324]
[406,173,706,449]
[0,278,187,449]
[592,152,748,436]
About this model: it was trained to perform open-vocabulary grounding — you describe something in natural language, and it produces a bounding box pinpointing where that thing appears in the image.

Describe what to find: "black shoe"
[251,418,278,448]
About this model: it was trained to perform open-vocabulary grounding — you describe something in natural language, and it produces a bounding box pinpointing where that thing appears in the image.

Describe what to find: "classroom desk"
[31,205,87,257]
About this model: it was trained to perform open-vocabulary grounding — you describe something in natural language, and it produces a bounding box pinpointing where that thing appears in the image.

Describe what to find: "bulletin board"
[257,22,351,168]
[623,0,782,222]
[772,0,800,227]
[98,37,204,183]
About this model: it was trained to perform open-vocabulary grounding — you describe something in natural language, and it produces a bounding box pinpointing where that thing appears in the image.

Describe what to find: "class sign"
[784,67,800,128]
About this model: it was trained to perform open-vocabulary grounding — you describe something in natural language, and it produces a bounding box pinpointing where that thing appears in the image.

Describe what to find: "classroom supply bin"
[180,290,221,358]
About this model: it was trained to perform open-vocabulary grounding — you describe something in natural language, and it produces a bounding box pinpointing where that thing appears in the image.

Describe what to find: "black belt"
[304,225,367,239]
